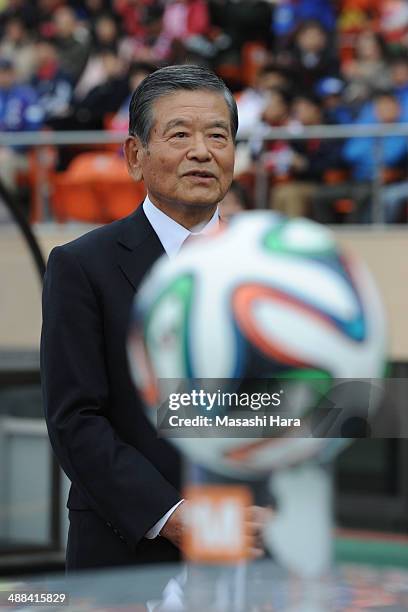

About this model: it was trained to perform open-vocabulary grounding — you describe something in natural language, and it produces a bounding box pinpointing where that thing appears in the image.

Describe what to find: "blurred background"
[0,0,408,579]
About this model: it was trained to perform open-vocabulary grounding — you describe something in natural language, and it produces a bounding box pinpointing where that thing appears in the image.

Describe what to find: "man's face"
[35,41,56,65]
[95,16,117,44]
[0,68,15,89]
[128,90,235,211]
[297,26,326,54]
[54,7,76,38]
[5,19,25,43]
[375,96,400,123]
[257,71,288,92]
[293,98,321,125]
[391,62,408,87]
[262,90,288,125]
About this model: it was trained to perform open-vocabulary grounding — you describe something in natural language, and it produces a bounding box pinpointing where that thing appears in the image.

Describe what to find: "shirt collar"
[143,194,219,259]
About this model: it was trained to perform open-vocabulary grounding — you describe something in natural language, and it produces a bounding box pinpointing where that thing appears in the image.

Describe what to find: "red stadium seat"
[50,152,145,223]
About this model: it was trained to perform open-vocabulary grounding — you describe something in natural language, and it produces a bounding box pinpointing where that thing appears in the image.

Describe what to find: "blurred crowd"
[1,0,408,222]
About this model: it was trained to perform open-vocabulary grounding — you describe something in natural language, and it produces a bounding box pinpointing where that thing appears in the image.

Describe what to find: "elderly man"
[42,65,266,571]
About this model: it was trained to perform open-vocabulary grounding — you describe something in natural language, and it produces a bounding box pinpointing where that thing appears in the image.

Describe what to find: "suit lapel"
[117,206,226,291]
[117,206,166,292]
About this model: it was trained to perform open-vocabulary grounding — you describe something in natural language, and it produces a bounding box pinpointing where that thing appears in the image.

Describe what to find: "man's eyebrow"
[163,118,190,135]
[206,120,230,132]
[162,119,231,135]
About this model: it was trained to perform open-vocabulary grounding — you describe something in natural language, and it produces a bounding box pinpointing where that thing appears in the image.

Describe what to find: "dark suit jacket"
[41,205,182,569]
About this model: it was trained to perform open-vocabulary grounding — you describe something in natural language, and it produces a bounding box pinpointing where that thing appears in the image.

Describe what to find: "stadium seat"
[323,169,350,185]
[334,198,355,214]
[50,152,145,223]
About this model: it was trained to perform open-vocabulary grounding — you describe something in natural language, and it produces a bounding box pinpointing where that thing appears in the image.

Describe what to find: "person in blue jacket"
[0,57,43,193]
[342,90,408,222]
[343,90,408,182]
[314,90,408,223]
[31,37,73,123]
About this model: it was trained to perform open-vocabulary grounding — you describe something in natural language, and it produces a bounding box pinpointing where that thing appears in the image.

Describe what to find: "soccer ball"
[127,212,387,477]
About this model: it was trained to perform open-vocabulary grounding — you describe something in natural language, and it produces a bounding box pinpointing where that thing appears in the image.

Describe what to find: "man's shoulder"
[60,218,124,254]
[56,207,144,260]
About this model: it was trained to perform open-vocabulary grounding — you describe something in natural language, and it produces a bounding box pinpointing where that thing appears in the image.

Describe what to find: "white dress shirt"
[143,195,219,259]
[143,194,219,539]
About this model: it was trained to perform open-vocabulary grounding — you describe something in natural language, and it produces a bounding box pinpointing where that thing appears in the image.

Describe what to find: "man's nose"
[186,134,212,161]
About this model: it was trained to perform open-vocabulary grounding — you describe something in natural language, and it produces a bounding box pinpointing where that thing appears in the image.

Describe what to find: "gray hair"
[128,64,238,146]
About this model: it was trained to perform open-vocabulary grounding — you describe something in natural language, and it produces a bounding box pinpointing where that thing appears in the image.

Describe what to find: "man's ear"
[124,135,144,182]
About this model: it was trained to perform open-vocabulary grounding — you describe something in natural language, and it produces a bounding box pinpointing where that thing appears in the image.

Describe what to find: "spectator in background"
[79,0,113,21]
[114,0,151,38]
[313,90,408,224]
[75,14,121,99]
[219,180,251,220]
[72,50,128,130]
[38,0,65,14]
[390,53,408,110]
[0,16,37,83]
[161,0,213,63]
[256,63,293,93]
[236,63,293,138]
[294,0,336,32]
[53,6,90,84]
[342,31,391,103]
[270,93,342,217]
[91,13,121,52]
[343,90,407,183]
[285,19,338,93]
[250,87,297,166]
[272,0,336,46]
[250,87,307,212]
[0,0,39,31]
[36,0,68,34]
[378,0,408,47]
[255,87,295,131]
[209,0,272,62]
[234,63,293,175]
[163,0,210,42]
[47,48,128,134]
[315,77,353,124]
[0,57,43,192]
[31,37,73,122]
[119,3,172,62]
[110,61,156,132]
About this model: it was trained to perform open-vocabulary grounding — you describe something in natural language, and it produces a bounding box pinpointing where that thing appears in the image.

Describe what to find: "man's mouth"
[184,170,216,178]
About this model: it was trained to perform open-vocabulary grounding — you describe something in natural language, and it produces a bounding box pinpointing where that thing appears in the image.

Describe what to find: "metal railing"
[2,122,408,225]
[3,122,408,146]
[244,123,408,225]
